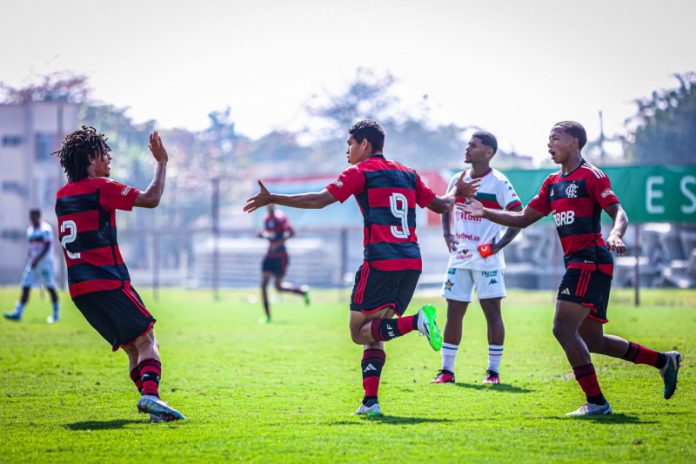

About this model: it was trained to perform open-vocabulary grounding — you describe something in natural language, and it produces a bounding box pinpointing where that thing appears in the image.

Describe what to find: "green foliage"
[0,71,90,104]
[624,73,696,165]
[1,288,694,463]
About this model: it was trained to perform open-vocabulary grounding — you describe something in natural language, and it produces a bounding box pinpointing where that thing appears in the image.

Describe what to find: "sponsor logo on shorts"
[561,288,571,295]
[489,279,498,285]
[444,279,454,291]
[447,268,456,275]
[481,270,498,278]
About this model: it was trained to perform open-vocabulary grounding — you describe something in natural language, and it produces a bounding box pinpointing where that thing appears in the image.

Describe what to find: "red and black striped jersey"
[263,210,292,256]
[55,177,140,298]
[527,160,620,275]
[326,154,436,271]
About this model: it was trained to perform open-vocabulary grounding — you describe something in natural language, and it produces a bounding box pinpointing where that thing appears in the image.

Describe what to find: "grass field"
[0,287,694,463]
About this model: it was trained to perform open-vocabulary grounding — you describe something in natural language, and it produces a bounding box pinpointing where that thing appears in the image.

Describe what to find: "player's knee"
[552,323,573,343]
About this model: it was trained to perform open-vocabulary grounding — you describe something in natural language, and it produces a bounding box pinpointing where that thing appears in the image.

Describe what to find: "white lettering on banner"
[554,210,575,227]
[646,176,665,214]
[681,176,696,215]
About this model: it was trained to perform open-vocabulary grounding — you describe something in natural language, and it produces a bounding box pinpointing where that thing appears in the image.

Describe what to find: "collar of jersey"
[368,153,385,159]
[559,158,585,178]
[468,167,492,179]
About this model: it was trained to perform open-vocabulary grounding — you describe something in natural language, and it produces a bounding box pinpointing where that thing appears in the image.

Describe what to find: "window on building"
[35,133,55,161]
[2,135,22,146]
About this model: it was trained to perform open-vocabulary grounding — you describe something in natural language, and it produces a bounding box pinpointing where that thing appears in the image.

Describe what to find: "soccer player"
[461,121,681,416]
[244,120,479,416]
[54,126,184,422]
[432,131,522,385]
[257,204,309,323]
[4,209,60,323]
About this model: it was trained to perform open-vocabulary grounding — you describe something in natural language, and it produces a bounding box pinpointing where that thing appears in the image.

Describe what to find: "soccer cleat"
[565,401,612,417]
[46,315,59,324]
[416,305,442,351]
[301,285,310,306]
[3,312,21,322]
[137,395,185,422]
[431,369,455,384]
[258,316,271,324]
[352,402,382,417]
[660,351,682,399]
[482,370,500,385]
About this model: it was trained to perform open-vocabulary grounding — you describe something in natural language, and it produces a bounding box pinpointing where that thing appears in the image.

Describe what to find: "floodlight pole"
[634,224,640,306]
[212,177,220,301]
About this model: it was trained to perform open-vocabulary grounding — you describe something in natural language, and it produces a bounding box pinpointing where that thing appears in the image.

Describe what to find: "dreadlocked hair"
[53,126,111,182]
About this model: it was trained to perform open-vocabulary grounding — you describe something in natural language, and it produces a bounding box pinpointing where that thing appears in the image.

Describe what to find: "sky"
[2,0,695,161]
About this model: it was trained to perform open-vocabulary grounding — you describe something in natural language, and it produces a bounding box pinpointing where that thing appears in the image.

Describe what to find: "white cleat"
[566,401,612,417]
[351,402,382,417]
[46,315,59,324]
[137,395,185,422]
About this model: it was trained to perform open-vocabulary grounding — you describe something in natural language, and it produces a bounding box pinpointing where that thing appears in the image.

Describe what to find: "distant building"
[0,101,78,282]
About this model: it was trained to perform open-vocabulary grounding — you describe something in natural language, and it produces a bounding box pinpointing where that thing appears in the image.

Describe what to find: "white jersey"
[26,221,54,265]
[446,168,522,270]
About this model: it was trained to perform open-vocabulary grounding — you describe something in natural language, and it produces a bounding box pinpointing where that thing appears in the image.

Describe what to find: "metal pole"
[634,224,641,307]
[340,228,348,288]
[212,177,220,300]
[56,103,67,290]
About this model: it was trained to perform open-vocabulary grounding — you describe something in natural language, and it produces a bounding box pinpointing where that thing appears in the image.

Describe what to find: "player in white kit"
[432,131,522,385]
[4,209,60,323]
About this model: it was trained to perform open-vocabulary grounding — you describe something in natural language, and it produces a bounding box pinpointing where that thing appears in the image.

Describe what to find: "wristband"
[478,243,492,258]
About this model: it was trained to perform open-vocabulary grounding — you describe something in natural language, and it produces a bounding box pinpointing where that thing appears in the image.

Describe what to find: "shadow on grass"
[454,382,535,394]
[544,413,656,425]
[330,416,452,426]
[65,419,145,431]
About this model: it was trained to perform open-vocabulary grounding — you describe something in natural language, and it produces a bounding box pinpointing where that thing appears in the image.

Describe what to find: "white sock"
[441,343,459,372]
[488,344,503,373]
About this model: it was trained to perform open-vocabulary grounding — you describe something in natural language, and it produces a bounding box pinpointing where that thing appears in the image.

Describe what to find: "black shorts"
[350,263,421,316]
[557,268,612,323]
[262,253,288,277]
[73,286,156,351]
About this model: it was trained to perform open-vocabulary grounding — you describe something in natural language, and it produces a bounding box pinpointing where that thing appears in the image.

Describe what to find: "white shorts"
[20,261,56,289]
[441,268,506,302]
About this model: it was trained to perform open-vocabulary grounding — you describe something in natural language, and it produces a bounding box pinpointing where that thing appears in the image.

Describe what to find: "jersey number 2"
[389,193,410,239]
[60,220,81,260]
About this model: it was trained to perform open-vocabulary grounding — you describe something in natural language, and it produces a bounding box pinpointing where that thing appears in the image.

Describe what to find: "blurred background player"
[432,131,522,385]
[4,209,60,323]
[462,121,681,416]
[245,120,479,416]
[54,126,184,422]
[257,204,309,323]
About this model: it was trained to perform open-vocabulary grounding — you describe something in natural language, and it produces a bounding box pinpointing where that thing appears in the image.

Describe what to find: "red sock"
[622,342,659,367]
[370,316,417,342]
[573,363,606,405]
[129,366,142,393]
[362,349,386,405]
[397,315,416,335]
[137,359,162,397]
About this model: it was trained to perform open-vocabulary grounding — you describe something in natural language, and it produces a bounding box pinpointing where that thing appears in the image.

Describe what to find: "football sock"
[573,363,606,405]
[362,349,385,406]
[14,301,25,316]
[622,342,666,369]
[441,343,459,372]
[129,366,143,393]
[487,344,504,374]
[370,315,417,341]
[137,359,162,398]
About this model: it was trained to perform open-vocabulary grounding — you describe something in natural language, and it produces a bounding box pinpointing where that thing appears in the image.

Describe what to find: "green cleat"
[301,285,310,306]
[416,305,442,351]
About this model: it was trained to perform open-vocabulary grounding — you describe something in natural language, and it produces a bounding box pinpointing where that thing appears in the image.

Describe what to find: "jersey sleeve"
[97,178,140,211]
[496,174,523,210]
[415,173,437,208]
[325,166,365,203]
[527,175,553,216]
[42,224,53,242]
[589,171,620,209]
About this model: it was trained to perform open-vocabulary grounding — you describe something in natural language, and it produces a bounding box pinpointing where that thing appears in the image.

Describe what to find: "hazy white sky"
[2,0,695,159]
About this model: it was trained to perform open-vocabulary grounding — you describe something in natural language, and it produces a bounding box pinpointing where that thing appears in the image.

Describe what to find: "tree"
[0,71,90,104]
[623,73,696,165]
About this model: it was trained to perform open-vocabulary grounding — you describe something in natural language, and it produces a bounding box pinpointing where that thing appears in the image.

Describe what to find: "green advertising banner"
[501,165,696,223]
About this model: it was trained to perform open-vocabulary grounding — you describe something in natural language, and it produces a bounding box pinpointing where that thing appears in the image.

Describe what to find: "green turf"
[0,287,694,463]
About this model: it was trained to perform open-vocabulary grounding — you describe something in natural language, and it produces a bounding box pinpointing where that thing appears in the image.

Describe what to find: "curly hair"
[53,126,110,182]
[349,120,385,153]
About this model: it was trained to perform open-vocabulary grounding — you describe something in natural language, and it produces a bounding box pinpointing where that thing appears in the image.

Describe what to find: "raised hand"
[244,180,273,213]
[606,232,626,256]
[460,198,484,218]
[148,131,169,163]
[455,173,480,199]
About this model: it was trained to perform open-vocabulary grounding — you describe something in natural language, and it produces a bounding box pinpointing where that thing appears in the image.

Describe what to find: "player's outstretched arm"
[427,174,481,214]
[462,200,544,228]
[244,181,337,213]
[135,131,168,208]
[604,203,628,256]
